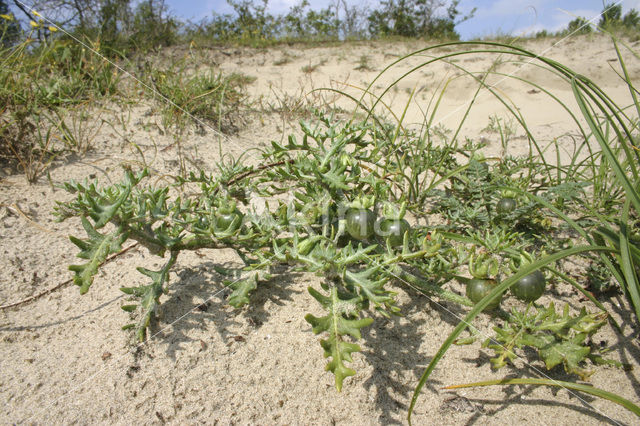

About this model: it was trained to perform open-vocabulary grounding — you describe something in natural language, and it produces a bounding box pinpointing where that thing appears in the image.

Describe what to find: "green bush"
[367,0,475,39]
[190,0,473,45]
[283,0,340,40]
[562,3,640,35]
[204,0,281,44]
[130,0,180,49]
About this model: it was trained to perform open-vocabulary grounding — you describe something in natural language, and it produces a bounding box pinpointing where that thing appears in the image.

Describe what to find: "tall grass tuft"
[0,31,122,181]
[148,63,253,134]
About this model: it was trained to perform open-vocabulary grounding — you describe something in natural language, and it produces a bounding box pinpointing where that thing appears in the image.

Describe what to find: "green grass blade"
[443,378,640,418]
[619,200,640,322]
[613,39,640,125]
[572,79,640,212]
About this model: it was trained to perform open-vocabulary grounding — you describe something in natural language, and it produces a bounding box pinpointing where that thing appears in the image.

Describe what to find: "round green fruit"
[466,279,502,311]
[496,197,517,214]
[511,270,546,302]
[215,211,243,232]
[345,208,376,240]
[376,218,410,247]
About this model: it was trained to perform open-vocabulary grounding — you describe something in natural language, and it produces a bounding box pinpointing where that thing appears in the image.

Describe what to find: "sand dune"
[1,34,639,424]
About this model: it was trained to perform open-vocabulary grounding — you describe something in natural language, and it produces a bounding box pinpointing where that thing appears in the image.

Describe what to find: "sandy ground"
[2,34,640,424]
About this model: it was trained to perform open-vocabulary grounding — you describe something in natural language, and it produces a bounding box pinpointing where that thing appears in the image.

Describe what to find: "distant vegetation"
[2,0,474,49]
[3,0,640,49]
[0,0,478,178]
[547,2,640,38]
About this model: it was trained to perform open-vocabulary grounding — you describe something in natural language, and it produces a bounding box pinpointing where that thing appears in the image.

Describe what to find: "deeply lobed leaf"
[484,302,609,380]
[69,216,127,294]
[120,252,177,341]
[305,286,374,390]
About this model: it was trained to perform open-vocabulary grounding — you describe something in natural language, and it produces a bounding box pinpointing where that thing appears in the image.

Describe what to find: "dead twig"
[2,203,57,234]
[0,243,139,310]
[224,159,294,187]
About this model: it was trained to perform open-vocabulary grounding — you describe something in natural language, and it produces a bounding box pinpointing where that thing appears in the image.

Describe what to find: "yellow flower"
[0,14,14,21]
[30,20,41,28]
[48,26,58,32]
[32,10,42,18]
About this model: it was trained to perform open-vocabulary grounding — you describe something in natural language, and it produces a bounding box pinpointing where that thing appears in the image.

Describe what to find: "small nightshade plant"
[56,112,622,393]
[57,38,640,422]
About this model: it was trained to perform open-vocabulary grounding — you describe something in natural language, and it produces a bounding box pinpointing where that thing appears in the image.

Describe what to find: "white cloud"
[551,8,600,31]
[474,0,550,19]
[625,0,640,12]
[499,4,608,37]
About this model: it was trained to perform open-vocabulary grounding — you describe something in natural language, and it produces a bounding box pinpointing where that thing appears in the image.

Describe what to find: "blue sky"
[164,0,640,40]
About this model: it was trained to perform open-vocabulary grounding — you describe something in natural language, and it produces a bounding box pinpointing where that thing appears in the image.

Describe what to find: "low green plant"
[475,302,620,379]
[56,110,631,408]
[149,64,253,133]
[0,26,122,181]
[354,54,374,71]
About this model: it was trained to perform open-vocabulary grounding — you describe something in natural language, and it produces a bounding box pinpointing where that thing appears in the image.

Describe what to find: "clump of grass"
[301,63,319,74]
[301,58,328,74]
[1,112,61,183]
[52,106,105,155]
[258,84,317,122]
[274,51,297,66]
[354,54,374,71]
[273,56,291,66]
[149,65,254,134]
[0,29,123,182]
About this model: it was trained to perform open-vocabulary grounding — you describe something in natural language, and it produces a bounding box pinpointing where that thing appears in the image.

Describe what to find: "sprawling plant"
[56,37,640,422]
[56,109,620,393]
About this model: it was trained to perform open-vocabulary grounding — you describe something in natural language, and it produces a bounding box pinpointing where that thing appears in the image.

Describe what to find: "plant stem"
[392,266,474,307]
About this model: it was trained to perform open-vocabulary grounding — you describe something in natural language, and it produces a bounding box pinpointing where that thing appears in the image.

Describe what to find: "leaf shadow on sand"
[358,285,477,425]
[149,260,302,360]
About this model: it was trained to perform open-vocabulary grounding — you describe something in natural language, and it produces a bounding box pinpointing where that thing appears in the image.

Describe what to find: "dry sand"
[1,34,640,424]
